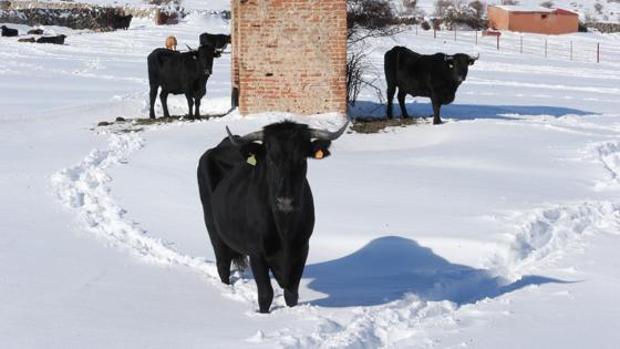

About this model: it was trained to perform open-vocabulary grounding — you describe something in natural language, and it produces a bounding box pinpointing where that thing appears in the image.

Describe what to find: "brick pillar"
[232,0,347,115]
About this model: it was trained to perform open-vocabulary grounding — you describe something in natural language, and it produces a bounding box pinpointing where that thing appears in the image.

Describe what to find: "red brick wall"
[232,0,347,115]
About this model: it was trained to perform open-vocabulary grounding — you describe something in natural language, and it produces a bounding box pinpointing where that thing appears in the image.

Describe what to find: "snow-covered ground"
[2,8,620,349]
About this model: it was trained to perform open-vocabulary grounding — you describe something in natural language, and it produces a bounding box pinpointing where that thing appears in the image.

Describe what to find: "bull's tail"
[232,254,248,272]
[384,47,400,89]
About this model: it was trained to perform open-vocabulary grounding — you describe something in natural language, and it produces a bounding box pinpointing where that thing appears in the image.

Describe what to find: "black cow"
[1,25,18,37]
[199,33,231,52]
[27,29,44,35]
[147,45,216,119]
[113,14,132,30]
[385,46,478,124]
[197,120,348,313]
[36,35,67,45]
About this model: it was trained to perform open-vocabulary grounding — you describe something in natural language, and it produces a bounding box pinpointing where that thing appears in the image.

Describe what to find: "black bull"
[385,46,478,124]
[197,121,348,313]
[147,45,216,119]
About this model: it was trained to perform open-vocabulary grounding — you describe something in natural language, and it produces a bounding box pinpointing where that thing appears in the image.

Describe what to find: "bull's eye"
[448,63,454,69]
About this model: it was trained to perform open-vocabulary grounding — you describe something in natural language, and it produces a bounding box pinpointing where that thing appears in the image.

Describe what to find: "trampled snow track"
[49,130,266,306]
[596,141,620,189]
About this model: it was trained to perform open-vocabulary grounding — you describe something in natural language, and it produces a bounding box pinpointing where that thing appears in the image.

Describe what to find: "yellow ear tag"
[246,154,257,166]
[314,149,324,159]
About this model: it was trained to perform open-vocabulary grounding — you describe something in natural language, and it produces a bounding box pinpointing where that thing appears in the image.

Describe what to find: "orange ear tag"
[314,149,324,159]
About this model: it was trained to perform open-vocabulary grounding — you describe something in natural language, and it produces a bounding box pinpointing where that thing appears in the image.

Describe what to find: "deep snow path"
[48,114,620,348]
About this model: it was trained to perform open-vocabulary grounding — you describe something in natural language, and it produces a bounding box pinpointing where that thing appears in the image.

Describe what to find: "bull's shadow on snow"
[349,101,592,121]
[304,236,566,307]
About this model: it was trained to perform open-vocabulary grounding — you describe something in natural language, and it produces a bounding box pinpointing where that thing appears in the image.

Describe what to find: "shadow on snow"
[349,100,593,121]
[304,236,568,307]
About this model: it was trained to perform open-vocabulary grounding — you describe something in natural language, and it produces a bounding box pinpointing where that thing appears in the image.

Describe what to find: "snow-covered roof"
[492,5,578,15]
[493,5,555,13]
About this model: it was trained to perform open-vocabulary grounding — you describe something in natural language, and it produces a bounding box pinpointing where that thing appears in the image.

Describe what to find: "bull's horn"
[471,52,480,60]
[444,54,454,62]
[226,126,263,145]
[309,121,350,141]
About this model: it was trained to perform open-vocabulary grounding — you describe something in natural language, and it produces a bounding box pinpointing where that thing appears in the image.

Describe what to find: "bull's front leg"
[194,92,205,119]
[184,93,194,119]
[249,255,274,313]
[431,96,443,125]
[160,91,171,118]
[283,245,309,308]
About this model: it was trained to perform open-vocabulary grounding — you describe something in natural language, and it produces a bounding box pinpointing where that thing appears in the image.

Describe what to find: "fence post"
[496,35,500,50]
[597,42,600,63]
[570,41,573,61]
[545,39,548,58]
[520,35,523,54]
[434,27,436,39]
[454,27,457,41]
[415,24,418,35]
[475,30,478,45]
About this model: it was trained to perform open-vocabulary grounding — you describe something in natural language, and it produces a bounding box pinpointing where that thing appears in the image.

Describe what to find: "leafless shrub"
[439,0,487,30]
[594,2,604,15]
[468,0,485,18]
[540,1,554,8]
[501,0,520,5]
[145,0,180,5]
[434,0,454,17]
[346,0,401,105]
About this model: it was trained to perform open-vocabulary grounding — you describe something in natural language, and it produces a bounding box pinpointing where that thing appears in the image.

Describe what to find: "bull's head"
[196,45,216,76]
[444,53,479,83]
[227,121,349,213]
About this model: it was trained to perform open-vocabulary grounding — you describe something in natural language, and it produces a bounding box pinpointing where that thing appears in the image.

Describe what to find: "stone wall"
[232,0,347,115]
[586,21,620,33]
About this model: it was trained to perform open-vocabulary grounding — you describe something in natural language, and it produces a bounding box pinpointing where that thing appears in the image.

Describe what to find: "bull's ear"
[309,140,332,160]
[239,142,265,162]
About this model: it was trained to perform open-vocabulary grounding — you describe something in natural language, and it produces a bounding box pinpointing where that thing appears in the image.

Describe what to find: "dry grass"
[350,117,420,133]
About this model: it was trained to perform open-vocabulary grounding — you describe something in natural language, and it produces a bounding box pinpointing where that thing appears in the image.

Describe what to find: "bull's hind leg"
[149,85,158,119]
[398,90,409,119]
[207,231,235,284]
[250,255,274,313]
[386,85,396,119]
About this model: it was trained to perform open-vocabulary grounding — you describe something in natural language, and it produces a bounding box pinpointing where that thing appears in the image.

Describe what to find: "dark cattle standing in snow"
[384,46,478,124]
[1,25,18,37]
[197,121,348,313]
[18,37,35,43]
[36,35,67,45]
[147,45,216,119]
[199,33,231,52]
[113,14,132,30]
[28,29,44,35]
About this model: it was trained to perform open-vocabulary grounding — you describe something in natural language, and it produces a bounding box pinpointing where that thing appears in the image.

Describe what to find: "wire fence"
[412,25,620,64]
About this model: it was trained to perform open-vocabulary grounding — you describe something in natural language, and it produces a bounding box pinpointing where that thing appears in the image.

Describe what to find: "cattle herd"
[5,21,479,312]
[2,25,67,45]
